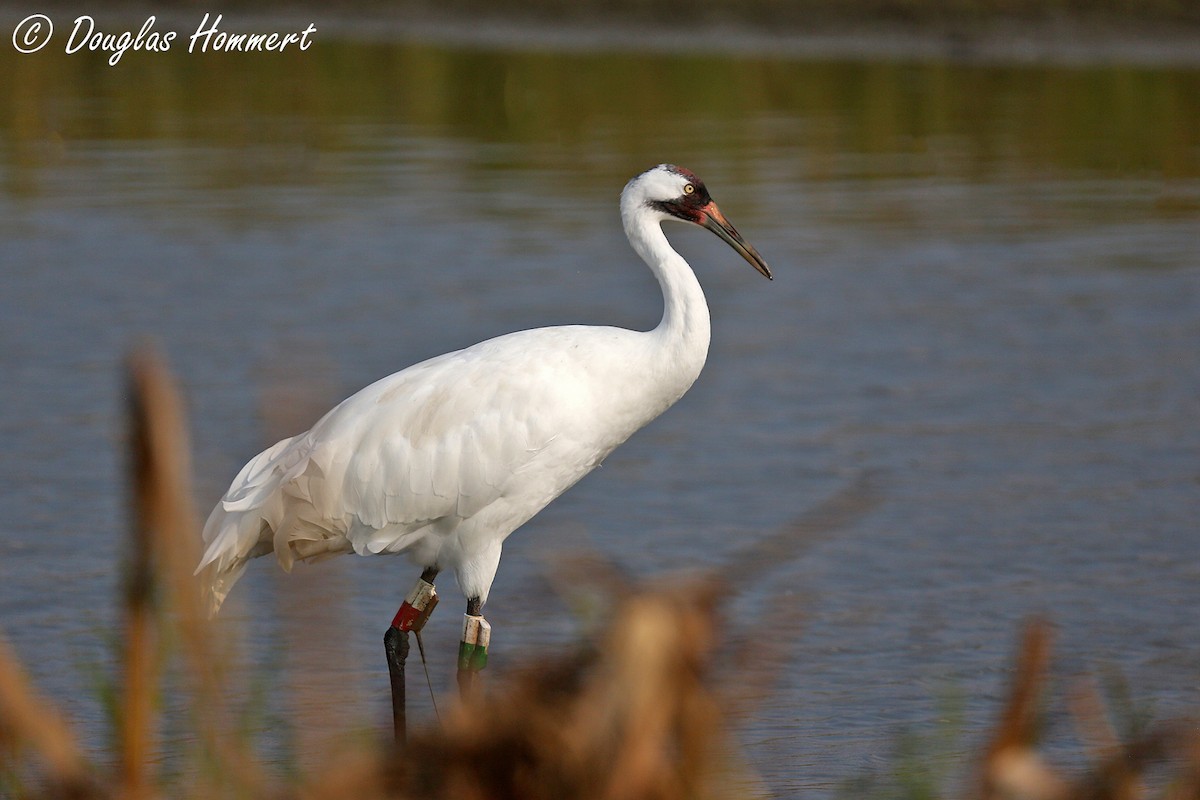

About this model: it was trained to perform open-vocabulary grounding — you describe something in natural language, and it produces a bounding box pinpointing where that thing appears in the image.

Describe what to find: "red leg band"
[392,602,422,631]
[390,578,439,631]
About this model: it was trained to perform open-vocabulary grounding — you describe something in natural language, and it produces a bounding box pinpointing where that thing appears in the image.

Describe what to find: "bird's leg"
[385,566,441,744]
[383,625,409,745]
[456,596,490,699]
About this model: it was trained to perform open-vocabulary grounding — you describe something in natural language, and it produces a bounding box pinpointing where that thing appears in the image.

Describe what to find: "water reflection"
[0,30,1197,798]
[3,41,1198,196]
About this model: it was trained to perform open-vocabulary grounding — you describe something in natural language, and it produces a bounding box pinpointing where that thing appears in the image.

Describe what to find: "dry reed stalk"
[124,345,265,798]
[1074,734,1155,800]
[0,636,93,795]
[123,348,170,799]
[295,575,760,800]
[568,578,729,800]
[1071,677,1124,763]
[978,619,1200,800]
[1170,735,1200,800]
[980,617,1069,800]
[9,348,1200,800]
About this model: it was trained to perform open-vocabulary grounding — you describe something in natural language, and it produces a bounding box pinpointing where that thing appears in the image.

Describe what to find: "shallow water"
[1,26,1198,796]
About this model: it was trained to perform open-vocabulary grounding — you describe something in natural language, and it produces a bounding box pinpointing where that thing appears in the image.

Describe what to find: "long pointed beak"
[700,202,772,280]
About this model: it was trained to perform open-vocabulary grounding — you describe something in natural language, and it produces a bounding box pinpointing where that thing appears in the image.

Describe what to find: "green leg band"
[458,613,491,673]
[457,639,489,672]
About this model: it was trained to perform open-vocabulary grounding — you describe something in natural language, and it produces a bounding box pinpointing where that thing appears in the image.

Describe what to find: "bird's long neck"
[623,209,711,392]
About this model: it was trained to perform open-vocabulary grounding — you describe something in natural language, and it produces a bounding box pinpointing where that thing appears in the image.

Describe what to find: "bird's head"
[622,164,772,280]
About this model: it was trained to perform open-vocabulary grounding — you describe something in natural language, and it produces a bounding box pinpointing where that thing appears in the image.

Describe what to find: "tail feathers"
[197,433,372,616]
[198,557,248,618]
[196,507,272,616]
[197,512,352,616]
[196,479,351,616]
[196,435,307,616]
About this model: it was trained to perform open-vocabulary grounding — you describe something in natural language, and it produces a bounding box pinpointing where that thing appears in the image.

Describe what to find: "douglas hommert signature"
[11,13,316,66]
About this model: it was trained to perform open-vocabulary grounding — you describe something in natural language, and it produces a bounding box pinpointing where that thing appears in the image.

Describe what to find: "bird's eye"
[683,183,695,195]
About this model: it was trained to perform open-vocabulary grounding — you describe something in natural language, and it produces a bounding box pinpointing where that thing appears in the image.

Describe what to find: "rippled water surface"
[1,29,1198,796]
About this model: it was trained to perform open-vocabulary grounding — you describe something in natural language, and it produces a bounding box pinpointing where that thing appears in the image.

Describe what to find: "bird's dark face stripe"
[645,164,772,279]
[648,181,712,224]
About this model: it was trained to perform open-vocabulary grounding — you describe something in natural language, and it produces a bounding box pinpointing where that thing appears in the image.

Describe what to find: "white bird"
[196,164,771,689]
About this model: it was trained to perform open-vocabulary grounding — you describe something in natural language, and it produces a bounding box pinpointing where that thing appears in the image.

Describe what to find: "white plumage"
[197,164,771,616]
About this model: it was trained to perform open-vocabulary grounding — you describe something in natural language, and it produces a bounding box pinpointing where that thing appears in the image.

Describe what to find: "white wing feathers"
[196,335,580,614]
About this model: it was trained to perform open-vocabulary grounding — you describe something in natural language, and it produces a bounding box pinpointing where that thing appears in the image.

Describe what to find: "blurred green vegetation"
[1,36,1198,201]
